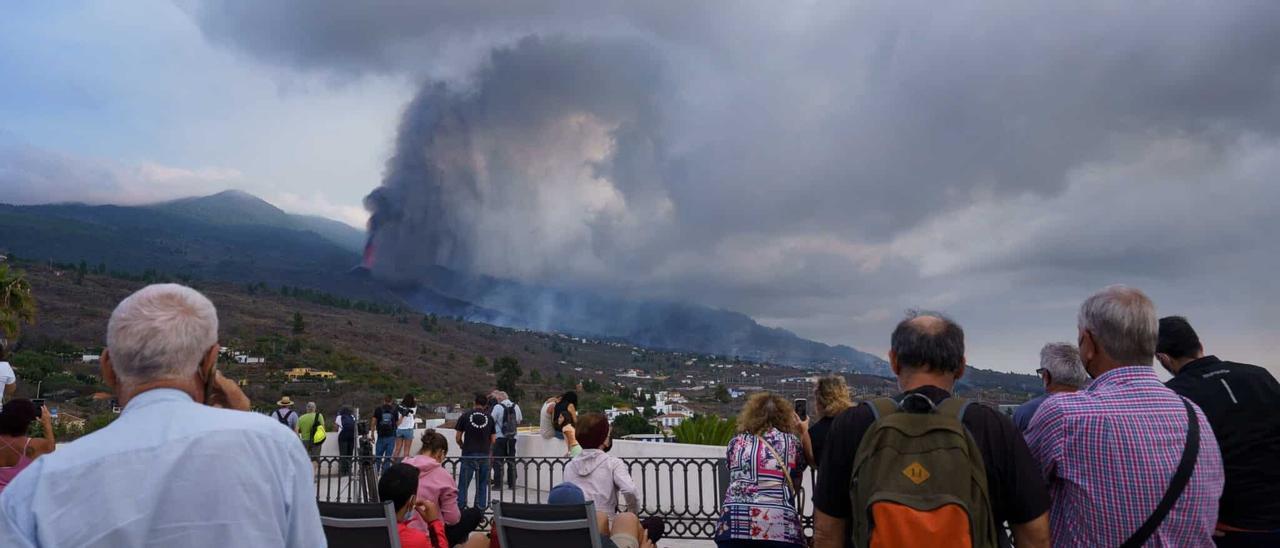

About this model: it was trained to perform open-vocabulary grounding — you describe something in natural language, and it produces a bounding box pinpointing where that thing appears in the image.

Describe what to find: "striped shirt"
[1026,366,1224,547]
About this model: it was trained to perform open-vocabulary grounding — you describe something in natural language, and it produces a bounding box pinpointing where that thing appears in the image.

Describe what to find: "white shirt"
[0,362,14,405]
[397,406,416,430]
[0,389,326,547]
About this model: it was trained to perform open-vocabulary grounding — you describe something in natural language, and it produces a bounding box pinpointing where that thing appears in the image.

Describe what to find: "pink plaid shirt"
[1026,366,1224,547]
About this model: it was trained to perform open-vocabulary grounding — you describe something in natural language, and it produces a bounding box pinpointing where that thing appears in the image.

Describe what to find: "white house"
[81,354,101,363]
[604,406,636,423]
[656,412,691,429]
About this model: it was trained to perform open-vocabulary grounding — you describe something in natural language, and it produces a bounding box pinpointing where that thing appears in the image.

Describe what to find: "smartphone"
[31,398,45,410]
[202,365,220,405]
[794,398,807,421]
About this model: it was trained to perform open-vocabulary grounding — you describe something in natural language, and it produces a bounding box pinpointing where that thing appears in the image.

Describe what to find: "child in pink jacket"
[402,429,485,546]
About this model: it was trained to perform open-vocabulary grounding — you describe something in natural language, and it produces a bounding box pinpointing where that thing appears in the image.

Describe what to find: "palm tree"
[672,414,737,446]
[0,263,37,344]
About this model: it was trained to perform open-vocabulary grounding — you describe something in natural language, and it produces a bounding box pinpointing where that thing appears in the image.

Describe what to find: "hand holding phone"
[794,398,807,421]
[203,368,251,411]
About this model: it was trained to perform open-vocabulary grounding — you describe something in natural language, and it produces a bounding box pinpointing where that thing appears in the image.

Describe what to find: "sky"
[3,1,1279,375]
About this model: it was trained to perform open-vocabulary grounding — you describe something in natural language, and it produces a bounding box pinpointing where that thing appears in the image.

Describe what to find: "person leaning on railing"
[0,399,55,494]
[564,413,640,517]
[715,392,806,548]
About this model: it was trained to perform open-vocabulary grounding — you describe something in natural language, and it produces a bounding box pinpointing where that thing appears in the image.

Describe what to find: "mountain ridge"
[0,190,1035,391]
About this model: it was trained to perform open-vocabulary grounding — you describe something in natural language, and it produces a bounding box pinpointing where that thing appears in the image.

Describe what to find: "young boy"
[379,463,449,548]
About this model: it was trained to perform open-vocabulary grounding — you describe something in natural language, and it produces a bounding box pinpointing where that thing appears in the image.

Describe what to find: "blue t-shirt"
[1013,393,1049,432]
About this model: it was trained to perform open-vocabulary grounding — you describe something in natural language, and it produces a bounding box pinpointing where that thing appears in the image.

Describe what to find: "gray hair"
[106,284,218,386]
[1040,342,1088,387]
[1078,285,1157,365]
[306,402,317,412]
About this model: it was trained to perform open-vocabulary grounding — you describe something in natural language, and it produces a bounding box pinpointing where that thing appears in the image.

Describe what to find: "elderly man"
[1026,285,1224,547]
[1014,343,1088,432]
[0,284,325,547]
[814,311,1050,548]
[490,390,522,491]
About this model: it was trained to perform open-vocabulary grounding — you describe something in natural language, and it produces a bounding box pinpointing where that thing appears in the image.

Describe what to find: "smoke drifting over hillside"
[363,37,671,285]
[189,1,1280,371]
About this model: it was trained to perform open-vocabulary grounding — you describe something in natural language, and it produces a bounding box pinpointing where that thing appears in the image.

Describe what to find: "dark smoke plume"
[364,36,669,286]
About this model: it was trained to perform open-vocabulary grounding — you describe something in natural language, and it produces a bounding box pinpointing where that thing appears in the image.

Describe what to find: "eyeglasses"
[1035,368,1048,376]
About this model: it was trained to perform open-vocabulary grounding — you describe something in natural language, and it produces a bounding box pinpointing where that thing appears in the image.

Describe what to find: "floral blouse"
[715,429,804,545]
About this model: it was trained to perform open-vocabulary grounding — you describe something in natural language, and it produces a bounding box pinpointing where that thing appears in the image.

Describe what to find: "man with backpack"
[814,311,1050,548]
[297,402,326,457]
[272,396,298,432]
[369,395,400,474]
[490,390,522,490]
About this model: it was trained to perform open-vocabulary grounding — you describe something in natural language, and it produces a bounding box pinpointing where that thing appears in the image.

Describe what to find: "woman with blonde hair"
[809,375,854,469]
[714,393,805,547]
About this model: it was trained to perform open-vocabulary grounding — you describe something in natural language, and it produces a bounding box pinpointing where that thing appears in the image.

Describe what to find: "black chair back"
[493,501,602,548]
[318,500,401,548]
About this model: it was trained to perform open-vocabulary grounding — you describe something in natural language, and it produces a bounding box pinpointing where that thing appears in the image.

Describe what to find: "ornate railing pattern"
[312,455,745,539]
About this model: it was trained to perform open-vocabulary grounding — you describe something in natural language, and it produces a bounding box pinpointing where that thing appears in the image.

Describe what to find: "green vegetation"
[672,414,737,446]
[291,312,306,335]
[714,383,732,403]
[610,413,657,439]
[0,263,37,341]
[493,356,523,400]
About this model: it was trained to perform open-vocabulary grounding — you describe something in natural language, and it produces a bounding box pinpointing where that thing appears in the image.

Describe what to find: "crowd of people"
[0,281,1274,547]
[714,285,1278,548]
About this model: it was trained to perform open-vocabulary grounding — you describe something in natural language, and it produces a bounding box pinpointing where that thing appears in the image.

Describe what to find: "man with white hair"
[1013,343,1087,432]
[0,284,325,547]
[1025,285,1224,547]
[490,390,522,490]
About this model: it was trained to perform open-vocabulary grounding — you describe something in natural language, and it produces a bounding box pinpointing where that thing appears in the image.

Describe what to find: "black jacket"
[1166,356,1280,530]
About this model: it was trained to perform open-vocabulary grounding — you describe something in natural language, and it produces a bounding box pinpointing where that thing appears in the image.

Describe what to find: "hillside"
[0,191,1035,391]
[12,264,714,414]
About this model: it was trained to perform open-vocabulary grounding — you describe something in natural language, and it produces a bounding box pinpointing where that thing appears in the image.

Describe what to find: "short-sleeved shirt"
[272,407,298,430]
[459,409,495,455]
[1026,366,1223,547]
[814,385,1051,548]
[297,412,323,443]
[1012,394,1048,432]
[374,404,400,437]
[1165,356,1280,529]
[808,415,835,469]
[0,362,15,405]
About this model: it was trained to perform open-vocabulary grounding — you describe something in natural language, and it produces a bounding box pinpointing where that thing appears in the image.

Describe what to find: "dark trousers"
[445,507,486,546]
[1214,530,1280,547]
[338,436,355,475]
[492,437,517,488]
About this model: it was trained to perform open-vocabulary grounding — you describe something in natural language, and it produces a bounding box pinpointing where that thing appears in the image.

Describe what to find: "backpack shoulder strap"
[868,398,898,422]
[934,396,971,421]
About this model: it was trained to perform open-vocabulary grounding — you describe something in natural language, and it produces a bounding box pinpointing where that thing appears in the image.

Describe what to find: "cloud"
[0,142,237,205]
[176,1,1280,373]
[269,191,368,228]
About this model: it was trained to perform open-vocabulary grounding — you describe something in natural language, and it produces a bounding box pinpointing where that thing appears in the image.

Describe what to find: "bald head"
[890,310,965,373]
